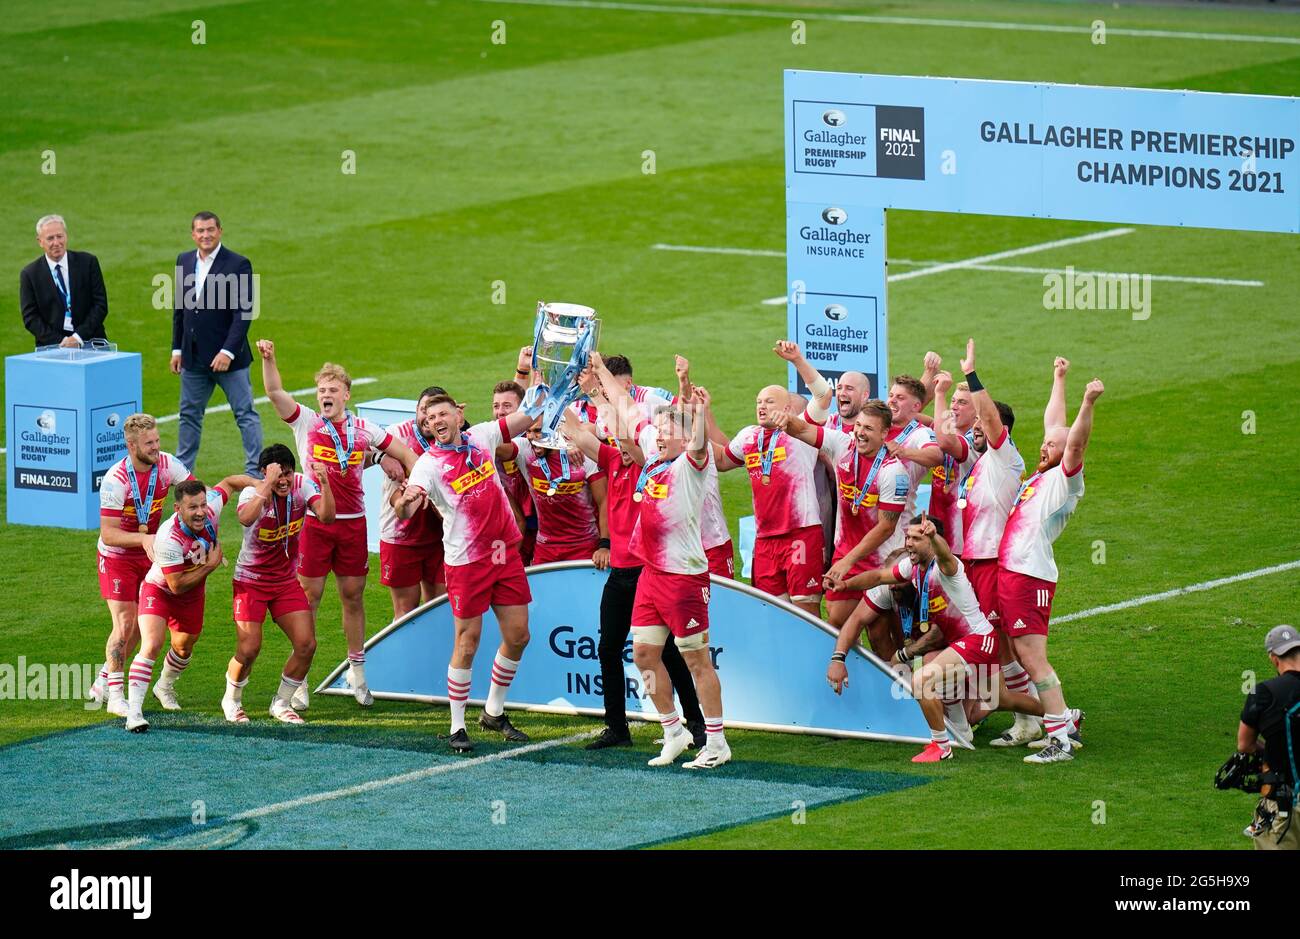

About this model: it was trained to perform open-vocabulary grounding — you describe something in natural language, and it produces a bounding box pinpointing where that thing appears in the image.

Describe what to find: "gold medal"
[918,621,930,634]
[761,475,771,486]
[850,505,859,516]
[546,486,557,497]
[633,491,644,503]
[957,498,967,509]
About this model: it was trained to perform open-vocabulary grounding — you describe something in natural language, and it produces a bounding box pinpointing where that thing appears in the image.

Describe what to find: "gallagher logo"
[821,207,848,225]
[822,109,847,127]
[824,304,848,322]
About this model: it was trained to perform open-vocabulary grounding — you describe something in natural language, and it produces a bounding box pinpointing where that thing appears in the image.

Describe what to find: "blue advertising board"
[319,562,949,745]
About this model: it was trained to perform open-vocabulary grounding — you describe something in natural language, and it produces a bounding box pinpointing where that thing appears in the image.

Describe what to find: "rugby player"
[773,402,908,628]
[628,388,731,769]
[998,360,1103,765]
[506,427,608,565]
[125,474,257,732]
[380,388,449,620]
[843,516,1044,762]
[224,445,335,723]
[91,413,192,716]
[395,394,538,752]
[258,339,418,708]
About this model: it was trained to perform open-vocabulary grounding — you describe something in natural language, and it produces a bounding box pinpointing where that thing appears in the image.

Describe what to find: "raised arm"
[256,339,298,420]
[308,461,336,524]
[237,463,282,526]
[824,508,903,590]
[929,371,967,459]
[841,561,905,593]
[919,514,958,576]
[1045,356,1070,432]
[688,387,711,463]
[1063,379,1103,475]
[920,350,941,405]
[675,354,693,401]
[960,337,1005,445]
[559,409,603,463]
[771,410,818,449]
[774,341,833,419]
[511,345,535,387]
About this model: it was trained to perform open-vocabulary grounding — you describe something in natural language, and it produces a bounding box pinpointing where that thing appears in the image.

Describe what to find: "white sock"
[347,651,366,686]
[659,709,683,738]
[704,715,725,746]
[276,674,303,706]
[94,667,107,694]
[447,666,472,733]
[485,653,519,718]
[158,649,190,690]
[930,728,951,750]
[1044,710,1072,747]
[224,675,248,705]
[127,656,154,712]
[106,671,125,704]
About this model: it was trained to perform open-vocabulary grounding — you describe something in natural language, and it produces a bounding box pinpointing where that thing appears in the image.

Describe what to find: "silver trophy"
[528,301,601,449]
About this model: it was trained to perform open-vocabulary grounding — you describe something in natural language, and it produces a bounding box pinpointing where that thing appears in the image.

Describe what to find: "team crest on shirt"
[449,462,496,494]
[743,449,787,470]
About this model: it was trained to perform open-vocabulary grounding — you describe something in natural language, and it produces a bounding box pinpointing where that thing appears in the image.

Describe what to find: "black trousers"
[598,565,703,731]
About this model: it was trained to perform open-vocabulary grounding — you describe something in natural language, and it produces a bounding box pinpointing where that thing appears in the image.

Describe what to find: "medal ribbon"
[322,413,356,476]
[1009,471,1043,516]
[759,428,781,478]
[127,463,159,531]
[635,459,671,498]
[270,484,294,559]
[851,445,888,514]
[179,515,218,555]
[538,447,571,492]
[436,438,481,469]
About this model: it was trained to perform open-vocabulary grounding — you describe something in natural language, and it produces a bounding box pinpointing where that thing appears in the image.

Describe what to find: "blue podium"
[6,346,142,530]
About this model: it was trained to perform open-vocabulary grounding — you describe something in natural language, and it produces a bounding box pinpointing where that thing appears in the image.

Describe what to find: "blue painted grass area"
[0,719,926,849]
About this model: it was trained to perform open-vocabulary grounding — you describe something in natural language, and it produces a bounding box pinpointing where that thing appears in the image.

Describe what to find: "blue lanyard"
[436,438,481,469]
[179,515,217,554]
[270,486,294,558]
[634,459,671,502]
[955,431,977,503]
[759,428,781,480]
[322,414,356,476]
[127,463,158,530]
[538,447,570,495]
[850,446,888,515]
[412,428,432,454]
[899,559,936,638]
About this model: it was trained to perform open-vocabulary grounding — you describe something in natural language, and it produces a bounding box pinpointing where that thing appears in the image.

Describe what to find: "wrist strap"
[830,651,847,663]
[596,538,611,550]
[964,370,983,393]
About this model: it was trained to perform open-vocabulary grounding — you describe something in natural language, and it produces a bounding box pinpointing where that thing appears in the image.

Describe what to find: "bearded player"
[91,413,192,716]
[396,394,538,752]
[258,339,418,707]
[998,359,1104,765]
[125,474,256,731]
[629,389,731,769]
[224,445,335,724]
[380,387,449,620]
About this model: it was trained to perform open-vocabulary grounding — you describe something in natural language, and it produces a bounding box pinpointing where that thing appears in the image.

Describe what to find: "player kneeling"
[224,445,335,724]
[842,515,1043,762]
[629,390,730,769]
[126,475,256,732]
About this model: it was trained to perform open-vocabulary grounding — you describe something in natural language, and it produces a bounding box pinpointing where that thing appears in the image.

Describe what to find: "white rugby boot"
[683,738,732,769]
[648,727,692,766]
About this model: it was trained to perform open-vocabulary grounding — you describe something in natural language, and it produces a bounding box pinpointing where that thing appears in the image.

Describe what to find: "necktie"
[52,263,73,331]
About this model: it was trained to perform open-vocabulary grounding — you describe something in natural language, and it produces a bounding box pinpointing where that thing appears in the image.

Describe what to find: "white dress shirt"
[46,254,80,342]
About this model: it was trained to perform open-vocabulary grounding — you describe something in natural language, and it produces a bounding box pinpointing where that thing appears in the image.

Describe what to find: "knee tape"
[1034,671,1061,693]
[631,625,669,646]
[674,630,709,652]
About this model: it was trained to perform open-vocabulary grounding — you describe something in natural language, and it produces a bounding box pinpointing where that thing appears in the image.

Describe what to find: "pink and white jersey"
[639,423,729,551]
[97,453,192,558]
[512,438,602,550]
[817,427,909,568]
[886,420,940,524]
[380,420,443,546]
[893,555,995,646]
[628,449,712,575]
[928,432,977,557]
[234,474,321,585]
[998,462,1085,583]
[801,406,846,432]
[144,487,229,595]
[285,405,393,519]
[960,427,1026,561]
[406,419,519,567]
[725,425,821,538]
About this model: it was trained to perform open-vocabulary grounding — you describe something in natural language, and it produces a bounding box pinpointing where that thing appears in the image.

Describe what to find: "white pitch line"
[473,0,1300,46]
[758,227,1136,303]
[653,242,784,258]
[1053,559,1300,625]
[154,377,377,424]
[935,262,1263,288]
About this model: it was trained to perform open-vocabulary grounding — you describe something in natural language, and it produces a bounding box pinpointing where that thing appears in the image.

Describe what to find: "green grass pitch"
[2,0,1298,849]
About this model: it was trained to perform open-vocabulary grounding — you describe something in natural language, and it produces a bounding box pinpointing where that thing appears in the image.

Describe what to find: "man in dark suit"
[20,215,109,348]
[171,211,263,476]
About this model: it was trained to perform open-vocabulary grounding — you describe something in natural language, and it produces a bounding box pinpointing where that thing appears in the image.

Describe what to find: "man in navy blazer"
[19,214,110,348]
[171,211,263,475]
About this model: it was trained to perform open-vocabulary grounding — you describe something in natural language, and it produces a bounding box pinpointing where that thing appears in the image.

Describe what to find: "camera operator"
[1236,625,1300,850]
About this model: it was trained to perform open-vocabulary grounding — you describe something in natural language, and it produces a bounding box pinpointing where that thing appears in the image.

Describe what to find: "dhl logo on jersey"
[257,518,305,542]
[122,497,167,521]
[837,482,878,507]
[311,443,366,467]
[502,459,519,474]
[641,481,669,500]
[928,595,948,614]
[743,449,787,470]
[1016,485,1036,505]
[932,465,949,485]
[530,477,586,496]
[450,462,496,494]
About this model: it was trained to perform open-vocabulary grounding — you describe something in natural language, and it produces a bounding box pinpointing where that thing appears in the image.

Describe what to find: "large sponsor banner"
[11,405,78,494]
[319,562,940,744]
[785,71,1300,233]
[785,202,887,398]
[89,402,134,492]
